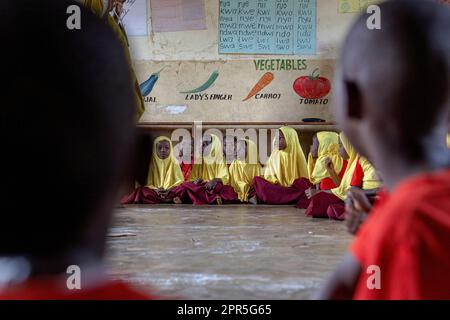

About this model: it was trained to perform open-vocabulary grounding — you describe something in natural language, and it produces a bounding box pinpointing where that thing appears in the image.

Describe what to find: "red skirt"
[252,176,312,205]
[182,181,239,205]
[304,192,343,219]
[121,185,186,204]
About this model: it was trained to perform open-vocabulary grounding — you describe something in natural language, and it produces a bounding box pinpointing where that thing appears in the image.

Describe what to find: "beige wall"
[130,1,362,125]
[130,0,360,61]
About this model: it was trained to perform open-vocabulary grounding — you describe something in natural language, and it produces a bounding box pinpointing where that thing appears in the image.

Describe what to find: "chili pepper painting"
[140,67,165,97]
[180,70,219,94]
[243,72,275,101]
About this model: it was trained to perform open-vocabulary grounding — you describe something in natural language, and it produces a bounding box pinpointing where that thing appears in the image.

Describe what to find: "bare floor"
[106,205,352,300]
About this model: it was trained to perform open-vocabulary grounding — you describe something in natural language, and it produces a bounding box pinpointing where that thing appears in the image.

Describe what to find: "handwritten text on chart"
[219,0,317,55]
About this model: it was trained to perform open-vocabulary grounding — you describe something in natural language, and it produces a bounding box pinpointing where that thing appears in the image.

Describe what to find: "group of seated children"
[121,126,381,221]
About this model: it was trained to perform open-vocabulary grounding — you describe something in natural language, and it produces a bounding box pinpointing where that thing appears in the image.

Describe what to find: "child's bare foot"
[173,197,182,204]
[216,197,223,205]
[248,196,258,205]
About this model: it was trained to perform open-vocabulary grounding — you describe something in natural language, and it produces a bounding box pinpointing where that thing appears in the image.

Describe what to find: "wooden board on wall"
[136,59,335,123]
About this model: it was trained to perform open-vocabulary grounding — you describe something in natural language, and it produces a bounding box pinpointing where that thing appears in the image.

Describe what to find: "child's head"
[310,134,319,158]
[202,135,213,153]
[178,138,193,160]
[237,139,247,162]
[335,0,450,165]
[1,0,135,265]
[223,135,237,160]
[278,131,287,150]
[156,140,171,160]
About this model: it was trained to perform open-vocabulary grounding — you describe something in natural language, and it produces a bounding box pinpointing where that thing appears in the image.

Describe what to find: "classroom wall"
[128,0,364,181]
[130,0,359,61]
[129,0,362,125]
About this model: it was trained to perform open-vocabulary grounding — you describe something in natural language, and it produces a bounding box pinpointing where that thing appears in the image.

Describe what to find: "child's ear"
[345,80,363,120]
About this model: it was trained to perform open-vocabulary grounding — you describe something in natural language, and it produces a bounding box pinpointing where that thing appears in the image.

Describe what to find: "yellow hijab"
[359,157,380,190]
[447,134,450,148]
[189,135,230,185]
[263,126,308,187]
[307,131,343,185]
[82,0,145,120]
[146,136,184,190]
[331,133,359,200]
[229,139,261,202]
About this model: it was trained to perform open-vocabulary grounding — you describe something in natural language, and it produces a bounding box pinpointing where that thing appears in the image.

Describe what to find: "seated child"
[183,134,239,205]
[229,139,262,203]
[304,133,380,220]
[297,131,348,208]
[121,137,185,204]
[253,126,311,204]
[307,131,347,190]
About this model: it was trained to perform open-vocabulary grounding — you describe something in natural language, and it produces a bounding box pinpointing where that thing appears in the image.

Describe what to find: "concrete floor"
[105,205,352,300]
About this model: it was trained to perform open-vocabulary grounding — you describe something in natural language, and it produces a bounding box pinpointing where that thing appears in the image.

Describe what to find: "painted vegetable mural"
[293,68,331,99]
[243,72,275,101]
[140,67,165,97]
[181,70,219,94]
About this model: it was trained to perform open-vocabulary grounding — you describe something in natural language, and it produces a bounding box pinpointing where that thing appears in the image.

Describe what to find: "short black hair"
[0,0,136,257]
[342,0,450,153]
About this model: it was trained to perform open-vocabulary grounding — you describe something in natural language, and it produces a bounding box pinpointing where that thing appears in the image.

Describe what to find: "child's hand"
[348,187,372,212]
[305,188,320,199]
[115,1,124,16]
[205,179,218,190]
[345,187,372,234]
[193,178,203,185]
[156,188,169,198]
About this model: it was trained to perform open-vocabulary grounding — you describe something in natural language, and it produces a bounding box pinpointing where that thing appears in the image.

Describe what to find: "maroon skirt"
[252,176,312,205]
[304,192,344,219]
[182,181,239,205]
[121,185,187,205]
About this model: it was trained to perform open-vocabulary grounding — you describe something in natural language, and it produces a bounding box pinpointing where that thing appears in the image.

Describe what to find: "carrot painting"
[243,72,275,101]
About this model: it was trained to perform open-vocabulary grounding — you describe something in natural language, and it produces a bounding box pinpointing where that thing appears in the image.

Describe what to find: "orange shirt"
[320,160,348,190]
[351,168,450,299]
[0,278,156,300]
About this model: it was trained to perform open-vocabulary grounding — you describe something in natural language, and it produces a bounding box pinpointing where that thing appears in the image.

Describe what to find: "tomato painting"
[293,68,331,99]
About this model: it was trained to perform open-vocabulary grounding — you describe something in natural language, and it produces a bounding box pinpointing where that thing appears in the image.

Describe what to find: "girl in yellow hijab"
[229,139,262,203]
[307,131,346,190]
[82,0,145,121]
[121,136,185,204]
[253,126,312,204]
[303,133,381,220]
[184,134,238,205]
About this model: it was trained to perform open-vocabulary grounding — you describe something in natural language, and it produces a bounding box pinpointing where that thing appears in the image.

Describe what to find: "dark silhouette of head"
[335,0,450,168]
[0,0,136,269]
